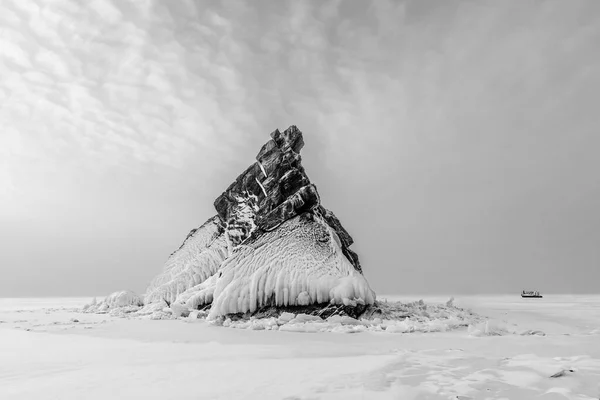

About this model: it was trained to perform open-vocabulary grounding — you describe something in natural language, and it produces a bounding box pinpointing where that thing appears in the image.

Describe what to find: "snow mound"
[207,213,376,318]
[144,216,228,304]
[83,290,143,313]
[104,290,144,308]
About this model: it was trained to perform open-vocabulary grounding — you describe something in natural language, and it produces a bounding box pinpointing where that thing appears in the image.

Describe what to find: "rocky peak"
[145,125,371,313]
[213,125,361,272]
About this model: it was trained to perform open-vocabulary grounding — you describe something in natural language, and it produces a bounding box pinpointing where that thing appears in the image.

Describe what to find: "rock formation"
[145,126,375,318]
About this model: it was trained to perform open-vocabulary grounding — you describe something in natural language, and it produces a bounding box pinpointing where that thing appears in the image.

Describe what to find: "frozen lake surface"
[1,295,599,399]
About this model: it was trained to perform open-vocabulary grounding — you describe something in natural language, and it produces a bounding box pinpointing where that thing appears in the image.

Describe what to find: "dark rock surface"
[227,303,368,321]
[213,125,362,272]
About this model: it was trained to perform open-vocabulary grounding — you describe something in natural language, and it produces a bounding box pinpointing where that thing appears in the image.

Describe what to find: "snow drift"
[83,290,143,314]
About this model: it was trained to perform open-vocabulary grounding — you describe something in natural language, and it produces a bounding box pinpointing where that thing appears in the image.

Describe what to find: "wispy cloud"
[1,0,599,295]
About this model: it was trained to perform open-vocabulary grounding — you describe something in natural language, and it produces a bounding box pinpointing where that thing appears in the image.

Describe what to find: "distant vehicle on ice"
[521,290,543,298]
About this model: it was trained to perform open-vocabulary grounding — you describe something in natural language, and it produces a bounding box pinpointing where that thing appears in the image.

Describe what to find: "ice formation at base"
[144,125,376,318]
[81,295,486,335]
[208,212,375,318]
[83,290,143,314]
[144,216,228,304]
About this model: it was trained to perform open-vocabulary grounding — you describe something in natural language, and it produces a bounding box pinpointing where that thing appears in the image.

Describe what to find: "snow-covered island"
[81,126,484,332]
[146,125,376,319]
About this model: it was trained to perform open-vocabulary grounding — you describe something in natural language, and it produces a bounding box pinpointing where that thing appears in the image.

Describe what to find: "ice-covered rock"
[288,314,323,324]
[170,303,191,318]
[83,290,143,313]
[144,126,375,318]
[103,290,144,308]
[177,273,219,310]
[213,126,362,272]
[144,216,228,304]
[207,213,375,318]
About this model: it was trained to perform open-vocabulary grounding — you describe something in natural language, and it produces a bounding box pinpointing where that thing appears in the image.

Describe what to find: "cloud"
[1,0,265,178]
[1,0,599,295]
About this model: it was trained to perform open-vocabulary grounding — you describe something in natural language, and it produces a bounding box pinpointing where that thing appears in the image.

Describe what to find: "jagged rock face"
[214,126,314,242]
[214,126,361,272]
[145,125,374,316]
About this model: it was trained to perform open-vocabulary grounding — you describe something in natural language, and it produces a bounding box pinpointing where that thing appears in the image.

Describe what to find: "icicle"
[207,214,376,319]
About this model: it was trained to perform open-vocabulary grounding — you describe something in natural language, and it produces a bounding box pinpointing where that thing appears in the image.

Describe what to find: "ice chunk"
[326,315,364,326]
[170,303,190,318]
[385,318,418,333]
[288,314,322,324]
[136,302,175,320]
[279,322,328,333]
[330,324,367,333]
[277,312,296,324]
[468,320,509,336]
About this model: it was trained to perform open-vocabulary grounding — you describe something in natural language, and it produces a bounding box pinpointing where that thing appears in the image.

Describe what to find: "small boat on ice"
[521,290,543,298]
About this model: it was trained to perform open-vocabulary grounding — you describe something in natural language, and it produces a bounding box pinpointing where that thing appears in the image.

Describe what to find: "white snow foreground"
[144,216,228,305]
[7,295,600,399]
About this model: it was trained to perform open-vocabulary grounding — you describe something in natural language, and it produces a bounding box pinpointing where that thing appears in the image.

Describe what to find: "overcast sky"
[1,0,599,297]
